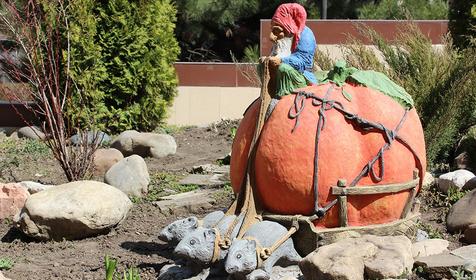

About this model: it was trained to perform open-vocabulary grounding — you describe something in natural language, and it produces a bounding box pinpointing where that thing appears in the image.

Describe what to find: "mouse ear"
[203,229,216,241]
[246,239,257,250]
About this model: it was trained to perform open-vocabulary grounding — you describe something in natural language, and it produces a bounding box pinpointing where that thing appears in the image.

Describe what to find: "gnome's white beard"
[270,36,292,58]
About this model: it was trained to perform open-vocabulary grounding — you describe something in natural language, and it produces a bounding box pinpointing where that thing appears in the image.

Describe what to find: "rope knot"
[259,248,272,260]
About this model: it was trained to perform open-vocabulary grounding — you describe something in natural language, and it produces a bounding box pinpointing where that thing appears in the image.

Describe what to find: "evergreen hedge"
[68,0,179,133]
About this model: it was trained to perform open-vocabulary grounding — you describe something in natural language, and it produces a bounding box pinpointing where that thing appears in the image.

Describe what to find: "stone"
[178,174,227,187]
[158,263,209,280]
[416,229,429,242]
[18,181,53,194]
[0,271,11,280]
[14,180,132,241]
[104,155,150,197]
[464,224,476,244]
[111,130,176,158]
[17,126,45,140]
[463,176,476,191]
[414,253,467,279]
[422,172,435,189]
[299,235,413,280]
[451,244,476,261]
[0,183,29,219]
[447,189,476,232]
[412,239,449,258]
[438,169,475,193]
[152,189,216,216]
[363,235,414,279]
[70,131,110,146]
[192,164,229,175]
[93,148,124,174]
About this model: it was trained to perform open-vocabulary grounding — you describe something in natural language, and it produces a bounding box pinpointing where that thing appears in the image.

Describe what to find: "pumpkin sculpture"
[230,82,426,229]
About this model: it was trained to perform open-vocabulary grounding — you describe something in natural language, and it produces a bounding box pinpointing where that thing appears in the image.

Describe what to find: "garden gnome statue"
[267,3,317,97]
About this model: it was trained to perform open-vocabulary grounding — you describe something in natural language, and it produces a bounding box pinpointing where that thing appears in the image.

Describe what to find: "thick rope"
[211,228,222,264]
[243,217,300,268]
[219,58,273,247]
[289,89,417,217]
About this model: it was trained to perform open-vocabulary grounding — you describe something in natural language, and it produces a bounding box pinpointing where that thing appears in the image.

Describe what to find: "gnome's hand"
[269,56,281,67]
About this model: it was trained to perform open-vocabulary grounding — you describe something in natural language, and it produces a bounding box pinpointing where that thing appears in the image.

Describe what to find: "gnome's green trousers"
[258,63,308,97]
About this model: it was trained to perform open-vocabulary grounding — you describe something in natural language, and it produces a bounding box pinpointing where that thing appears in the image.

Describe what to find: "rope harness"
[289,86,422,219]
[243,217,300,268]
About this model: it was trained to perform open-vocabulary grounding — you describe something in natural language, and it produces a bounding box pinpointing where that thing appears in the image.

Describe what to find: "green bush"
[358,0,448,20]
[449,0,476,48]
[68,0,179,133]
[318,24,476,168]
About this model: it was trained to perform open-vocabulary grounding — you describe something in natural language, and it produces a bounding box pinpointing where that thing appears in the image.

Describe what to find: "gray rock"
[414,253,467,279]
[438,169,475,193]
[14,180,132,240]
[0,271,11,280]
[158,263,209,280]
[179,174,227,187]
[18,181,53,194]
[70,131,110,146]
[17,126,45,140]
[111,130,176,158]
[299,235,413,280]
[416,229,429,242]
[93,148,124,175]
[158,210,225,245]
[464,224,476,244]
[192,164,230,175]
[463,177,476,192]
[447,189,476,232]
[451,245,476,261]
[422,172,436,189]
[152,189,217,216]
[412,239,449,258]
[225,221,301,280]
[104,155,150,197]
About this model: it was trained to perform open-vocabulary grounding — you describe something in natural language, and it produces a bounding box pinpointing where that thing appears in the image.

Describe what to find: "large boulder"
[104,155,150,196]
[447,189,476,232]
[0,183,29,219]
[17,126,45,140]
[14,180,132,240]
[93,148,124,174]
[438,169,475,193]
[299,235,413,280]
[111,130,176,158]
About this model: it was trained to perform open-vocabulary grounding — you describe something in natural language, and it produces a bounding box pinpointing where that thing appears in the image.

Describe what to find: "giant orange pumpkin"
[230,83,426,228]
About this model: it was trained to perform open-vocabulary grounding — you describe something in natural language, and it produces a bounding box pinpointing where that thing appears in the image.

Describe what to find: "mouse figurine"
[173,214,244,266]
[225,221,301,280]
[159,210,225,245]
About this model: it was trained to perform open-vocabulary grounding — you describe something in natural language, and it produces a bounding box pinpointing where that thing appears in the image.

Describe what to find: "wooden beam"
[331,178,418,196]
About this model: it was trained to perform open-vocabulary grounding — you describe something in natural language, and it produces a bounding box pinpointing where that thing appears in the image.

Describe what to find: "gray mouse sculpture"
[159,210,225,245]
[173,214,244,266]
[225,220,301,280]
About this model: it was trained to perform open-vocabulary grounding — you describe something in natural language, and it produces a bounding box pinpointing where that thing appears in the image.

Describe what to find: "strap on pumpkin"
[289,89,423,219]
[211,227,222,264]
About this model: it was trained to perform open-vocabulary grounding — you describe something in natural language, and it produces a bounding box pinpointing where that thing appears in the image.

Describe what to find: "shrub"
[317,23,476,168]
[358,0,448,20]
[68,0,180,133]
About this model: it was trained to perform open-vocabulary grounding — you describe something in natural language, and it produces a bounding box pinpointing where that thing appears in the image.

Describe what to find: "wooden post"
[337,179,348,227]
[400,169,420,219]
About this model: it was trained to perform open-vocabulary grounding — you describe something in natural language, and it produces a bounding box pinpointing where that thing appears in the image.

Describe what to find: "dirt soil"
[0,121,237,280]
[0,119,465,280]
